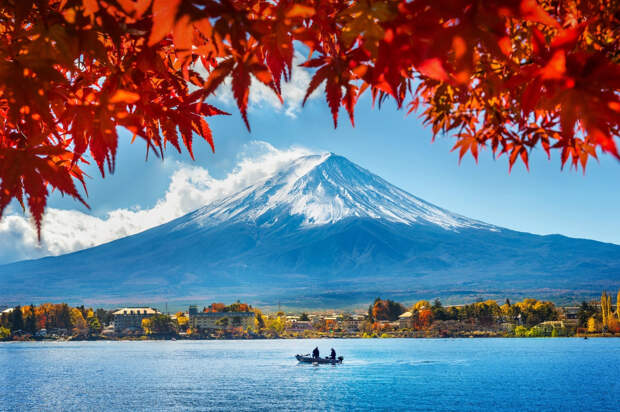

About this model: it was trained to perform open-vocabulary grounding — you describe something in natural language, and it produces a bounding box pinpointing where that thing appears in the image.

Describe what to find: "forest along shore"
[1,292,619,341]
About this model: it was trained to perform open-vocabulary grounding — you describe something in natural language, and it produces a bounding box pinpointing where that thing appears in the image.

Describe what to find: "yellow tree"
[601,291,608,327]
[70,308,88,335]
[587,317,598,333]
[265,316,285,334]
[413,300,431,311]
[175,312,188,327]
[141,318,153,335]
[601,291,613,328]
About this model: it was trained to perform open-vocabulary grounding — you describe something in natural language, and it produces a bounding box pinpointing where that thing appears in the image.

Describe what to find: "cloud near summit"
[0,142,315,264]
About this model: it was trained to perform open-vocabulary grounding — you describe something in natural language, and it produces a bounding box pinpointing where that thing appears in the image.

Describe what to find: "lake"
[1,338,618,411]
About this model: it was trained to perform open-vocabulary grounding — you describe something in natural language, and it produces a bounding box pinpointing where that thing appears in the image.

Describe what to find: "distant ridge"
[1,153,619,307]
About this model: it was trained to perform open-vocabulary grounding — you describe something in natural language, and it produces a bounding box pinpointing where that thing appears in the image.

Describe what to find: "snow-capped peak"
[186,153,494,231]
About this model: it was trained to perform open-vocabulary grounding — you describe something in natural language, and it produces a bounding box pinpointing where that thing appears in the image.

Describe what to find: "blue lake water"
[1,338,618,411]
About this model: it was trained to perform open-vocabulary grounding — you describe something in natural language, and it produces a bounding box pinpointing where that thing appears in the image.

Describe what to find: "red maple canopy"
[0,0,618,236]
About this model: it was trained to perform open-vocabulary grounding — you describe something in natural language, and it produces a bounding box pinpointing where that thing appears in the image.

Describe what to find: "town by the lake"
[2,292,619,342]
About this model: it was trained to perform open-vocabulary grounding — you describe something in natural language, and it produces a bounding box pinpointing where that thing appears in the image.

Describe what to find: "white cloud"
[203,52,320,118]
[0,142,314,264]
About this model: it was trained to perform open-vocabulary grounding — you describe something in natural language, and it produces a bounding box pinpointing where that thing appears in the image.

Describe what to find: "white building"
[113,307,160,333]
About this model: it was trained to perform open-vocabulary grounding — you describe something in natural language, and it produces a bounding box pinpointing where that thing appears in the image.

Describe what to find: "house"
[188,305,254,331]
[113,307,160,333]
[286,321,313,332]
[341,315,365,332]
[398,311,413,329]
[1,307,14,315]
[323,316,338,330]
[536,320,566,335]
[560,307,580,327]
[376,320,400,330]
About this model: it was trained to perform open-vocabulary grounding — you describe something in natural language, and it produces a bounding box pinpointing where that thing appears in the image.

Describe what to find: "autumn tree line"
[0,303,114,340]
[365,291,620,337]
[1,292,619,340]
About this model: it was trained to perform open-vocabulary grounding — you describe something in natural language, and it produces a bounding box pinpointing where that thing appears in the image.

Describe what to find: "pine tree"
[57,304,72,330]
[11,306,23,331]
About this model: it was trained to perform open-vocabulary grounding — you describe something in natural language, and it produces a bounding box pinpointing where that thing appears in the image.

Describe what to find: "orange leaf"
[110,90,140,104]
[82,0,99,17]
[452,36,467,59]
[498,37,512,56]
[286,5,315,18]
[173,15,193,59]
[418,59,448,82]
[148,0,180,46]
[520,0,559,28]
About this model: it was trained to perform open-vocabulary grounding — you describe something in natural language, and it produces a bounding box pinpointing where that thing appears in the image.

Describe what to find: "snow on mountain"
[185,153,495,231]
[1,152,618,307]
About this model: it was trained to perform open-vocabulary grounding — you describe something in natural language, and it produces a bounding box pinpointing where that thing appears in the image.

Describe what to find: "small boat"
[295,354,343,364]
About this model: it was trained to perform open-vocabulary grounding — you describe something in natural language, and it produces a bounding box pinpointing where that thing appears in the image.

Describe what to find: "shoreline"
[2,334,618,343]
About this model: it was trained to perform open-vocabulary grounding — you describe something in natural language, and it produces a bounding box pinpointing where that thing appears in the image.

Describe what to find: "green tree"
[525,326,544,337]
[149,314,175,334]
[88,317,103,335]
[11,306,23,331]
[431,299,448,321]
[577,301,597,328]
[254,311,265,331]
[95,309,114,326]
[299,313,310,321]
[0,311,9,328]
[514,326,528,337]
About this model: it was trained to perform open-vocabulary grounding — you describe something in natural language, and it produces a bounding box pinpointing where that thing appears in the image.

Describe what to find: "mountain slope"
[1,153,619,307]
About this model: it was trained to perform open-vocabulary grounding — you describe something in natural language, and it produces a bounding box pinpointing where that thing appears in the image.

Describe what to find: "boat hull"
[295,355,343,364]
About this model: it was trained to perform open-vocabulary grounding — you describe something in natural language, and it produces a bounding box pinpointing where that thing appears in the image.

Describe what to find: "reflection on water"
[1,338,618,411]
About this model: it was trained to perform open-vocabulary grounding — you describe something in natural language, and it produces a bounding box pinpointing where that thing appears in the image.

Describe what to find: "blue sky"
[1,73,619,263]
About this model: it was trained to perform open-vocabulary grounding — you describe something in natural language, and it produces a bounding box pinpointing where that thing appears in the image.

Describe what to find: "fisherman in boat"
[312,347,320,359]
[330,348,336,360]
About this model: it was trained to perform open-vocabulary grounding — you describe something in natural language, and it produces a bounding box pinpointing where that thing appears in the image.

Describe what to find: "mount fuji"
[1,153,619,308]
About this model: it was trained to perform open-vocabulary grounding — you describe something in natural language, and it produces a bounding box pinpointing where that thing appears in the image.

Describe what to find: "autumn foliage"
[369,297,405,321]
[204,301,252,312]
[0,0,619,236]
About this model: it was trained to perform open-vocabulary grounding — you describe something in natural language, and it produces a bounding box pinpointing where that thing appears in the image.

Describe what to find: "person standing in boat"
[330,348,336,360]
[312,347,319,359]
